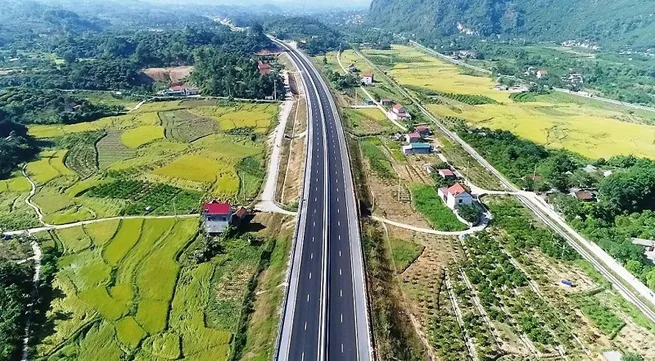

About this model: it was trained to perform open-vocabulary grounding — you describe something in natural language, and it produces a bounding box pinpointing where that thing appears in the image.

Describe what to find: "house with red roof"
[414,124,432,136]
[406,132,422,143]
[360,72,374,86]
[438,169,456,180]
[438,183,473,210]
[203,201,233,234]
[390,103,411,121]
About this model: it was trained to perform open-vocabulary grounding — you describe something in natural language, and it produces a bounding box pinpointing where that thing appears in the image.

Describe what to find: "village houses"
[536,69,549,79]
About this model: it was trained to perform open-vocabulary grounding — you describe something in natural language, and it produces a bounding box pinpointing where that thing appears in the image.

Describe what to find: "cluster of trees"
[0,115,38,178]
[0,88,123,125]
[0,259,33,360]
[1,24,274,93]
[554,157,655,286]
[459,127,588,191]
[324,68,360,90]
[461,124,655,291]
[264,16,345,55]
[191,48,284,100]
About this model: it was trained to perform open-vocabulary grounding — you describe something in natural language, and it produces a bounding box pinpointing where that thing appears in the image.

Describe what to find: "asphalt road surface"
[274,39,371,361]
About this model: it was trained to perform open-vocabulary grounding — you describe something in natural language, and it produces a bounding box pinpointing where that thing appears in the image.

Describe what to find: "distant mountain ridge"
[368,0,655,49]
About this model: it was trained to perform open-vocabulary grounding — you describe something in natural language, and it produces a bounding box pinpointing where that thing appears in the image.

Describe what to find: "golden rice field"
[2,100,276,227]
[35,218,271,361]
[363,45,655,159]
[121,125,165,148]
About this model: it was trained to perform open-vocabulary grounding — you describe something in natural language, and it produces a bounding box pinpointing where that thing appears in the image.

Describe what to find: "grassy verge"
[389,238,424,273]
[410,184,467,232]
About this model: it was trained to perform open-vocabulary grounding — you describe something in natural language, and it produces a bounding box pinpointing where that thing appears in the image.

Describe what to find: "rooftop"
[361,72,373,78]
[203,201,231,215]
[439,169,455,176]
[448,183,468,196]
[408,142,431,149]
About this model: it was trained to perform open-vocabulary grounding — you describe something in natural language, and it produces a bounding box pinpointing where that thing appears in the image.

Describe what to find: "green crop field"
[362,45,655,160]
[34,218,276,361]
[1,100,277,228]
[344,108,396,136]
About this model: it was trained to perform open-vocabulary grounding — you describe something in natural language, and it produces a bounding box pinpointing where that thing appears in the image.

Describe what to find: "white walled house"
[361,72,374,85]
[438,183,473,210]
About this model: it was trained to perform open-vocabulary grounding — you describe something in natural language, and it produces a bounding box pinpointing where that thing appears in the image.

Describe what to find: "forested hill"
[0,1,106,47]
[368,0,655,49]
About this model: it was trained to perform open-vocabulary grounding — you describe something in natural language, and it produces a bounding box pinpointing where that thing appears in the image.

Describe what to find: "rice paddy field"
[362,45,655,160]
[7,100,278,227]
[33,215,288,361]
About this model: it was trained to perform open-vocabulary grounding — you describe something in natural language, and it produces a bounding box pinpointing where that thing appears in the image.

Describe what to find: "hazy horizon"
[141,0,371,10]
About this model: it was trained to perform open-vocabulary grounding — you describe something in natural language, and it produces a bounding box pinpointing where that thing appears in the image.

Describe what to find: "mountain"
[368,0,655,49]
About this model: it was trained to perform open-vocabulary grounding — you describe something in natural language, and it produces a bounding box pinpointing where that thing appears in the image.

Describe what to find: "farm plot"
[121,125,165,149]
[159,110,219,142]
[11,100,276,225]
[97,130,136,169]
[363,45,655,159]
[190,103,278,134]
[0,175,39,230]
[344,108,396,136]
[64,131,103,179]
[35,217,280,361]
[85,179,202,215]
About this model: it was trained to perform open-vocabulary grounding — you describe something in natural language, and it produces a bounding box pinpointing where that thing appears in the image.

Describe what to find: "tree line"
[459,125,655,291]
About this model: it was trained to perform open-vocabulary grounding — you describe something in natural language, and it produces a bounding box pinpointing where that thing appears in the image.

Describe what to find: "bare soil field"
[143,66,194,84]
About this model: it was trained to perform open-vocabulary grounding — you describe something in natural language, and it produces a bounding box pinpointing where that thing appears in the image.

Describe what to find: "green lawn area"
[410,184,467,232]
[389,238,424,272]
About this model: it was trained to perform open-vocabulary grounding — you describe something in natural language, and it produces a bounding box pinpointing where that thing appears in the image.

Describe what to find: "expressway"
[273,38,372,361]
[354,46,655,322]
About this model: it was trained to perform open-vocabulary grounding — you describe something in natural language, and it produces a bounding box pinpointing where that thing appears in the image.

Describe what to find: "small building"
[424,165,436,174]
[360,72,374,86]
[160,85,199,96]
[632,238,655,262]
[381,99,394,107]
[402,143,432,156]
[414,124,432,136]
[438,169,457,180]
[573,190,596,202]
[536,69,549,79]
[258,61,272,76]
[203,201,233,235]
[406,132,422,143]
[390,104,411,120]
[348,64,359,73]
[602,351,622,361]
[439,183,473,210]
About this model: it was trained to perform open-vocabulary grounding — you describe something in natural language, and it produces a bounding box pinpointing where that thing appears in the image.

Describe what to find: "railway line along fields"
[361,45,655,160]
[3,100,278,227]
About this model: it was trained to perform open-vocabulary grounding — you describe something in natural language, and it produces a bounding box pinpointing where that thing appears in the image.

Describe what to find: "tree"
[457,204,480,224]
[62,50,77,64]
[622,353,644,361]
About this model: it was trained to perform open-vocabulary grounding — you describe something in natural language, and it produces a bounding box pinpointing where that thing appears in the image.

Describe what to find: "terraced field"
[35,218,277,361]
[9,100,276,226]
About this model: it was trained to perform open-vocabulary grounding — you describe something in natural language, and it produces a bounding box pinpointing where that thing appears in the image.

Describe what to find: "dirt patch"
[143,66,194,84]
[279,70,307,207]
